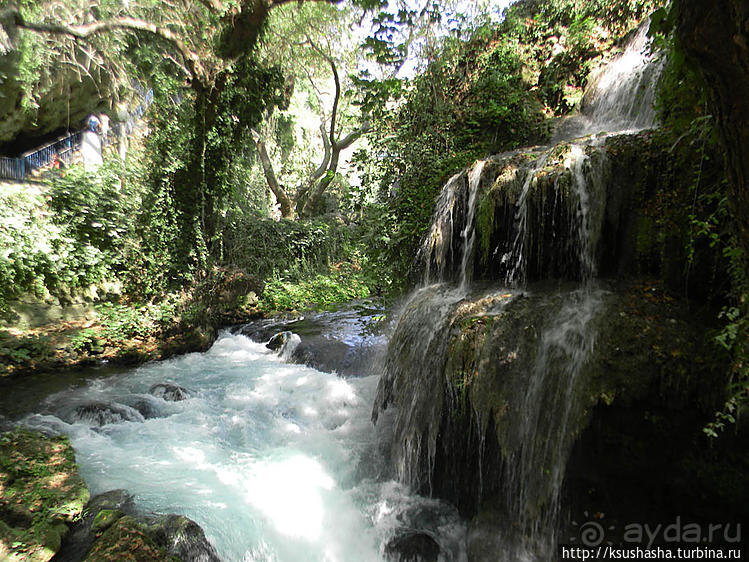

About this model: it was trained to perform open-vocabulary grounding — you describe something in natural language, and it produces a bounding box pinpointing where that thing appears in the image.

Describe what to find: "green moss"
[83,516,175,562]
[91,509,124,533]
[476,194,496,268]
[0,429,89,561]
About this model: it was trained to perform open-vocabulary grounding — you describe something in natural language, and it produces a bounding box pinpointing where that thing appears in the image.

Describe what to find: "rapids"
[21,333,467,561]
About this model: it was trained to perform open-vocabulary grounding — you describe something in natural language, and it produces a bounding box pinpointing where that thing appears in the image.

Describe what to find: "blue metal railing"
[0,88,153,181]
[0,157,26,180]
[21,130,83,174]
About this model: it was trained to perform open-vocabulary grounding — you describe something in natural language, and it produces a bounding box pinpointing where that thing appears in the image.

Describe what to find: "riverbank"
[0,267,270,379]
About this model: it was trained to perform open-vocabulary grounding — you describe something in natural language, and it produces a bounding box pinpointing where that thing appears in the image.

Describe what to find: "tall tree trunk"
[251,129,295,219]
[173,82,210,270]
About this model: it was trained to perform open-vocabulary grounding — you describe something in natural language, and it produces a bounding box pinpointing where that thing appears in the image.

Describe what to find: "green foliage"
[221,214,356,281]
[0,186,66,310]
[0,332,52,365]
[0,164,139,311]
[94,297,180,342]
[48,161,140,274]
[355,0,662,290]
[259,264,371,313]
[138,50,286,280]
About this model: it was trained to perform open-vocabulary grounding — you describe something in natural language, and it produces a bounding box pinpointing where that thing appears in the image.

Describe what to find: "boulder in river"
[149,382,190,401]
[266,330,293,351]
[55,489,220,562]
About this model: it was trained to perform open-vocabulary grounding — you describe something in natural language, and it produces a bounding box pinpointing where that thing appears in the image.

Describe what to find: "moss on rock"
[0,429,89,561]
[83,515,175,562]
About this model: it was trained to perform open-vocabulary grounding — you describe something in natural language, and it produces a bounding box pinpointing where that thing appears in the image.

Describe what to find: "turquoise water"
[23,332,465,561]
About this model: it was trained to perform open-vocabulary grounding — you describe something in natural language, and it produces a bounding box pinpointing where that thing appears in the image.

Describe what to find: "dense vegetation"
[0,0,745,425]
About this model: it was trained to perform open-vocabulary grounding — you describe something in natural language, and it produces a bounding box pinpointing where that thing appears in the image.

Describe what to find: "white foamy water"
[22,332,465,561]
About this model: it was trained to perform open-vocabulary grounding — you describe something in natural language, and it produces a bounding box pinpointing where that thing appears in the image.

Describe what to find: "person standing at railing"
[82,114,104,170]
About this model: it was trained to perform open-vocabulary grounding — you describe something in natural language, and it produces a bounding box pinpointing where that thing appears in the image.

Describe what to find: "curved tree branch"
[335,121,371,151]
[11,12,209,84]
[312,122,333,182]
[328,56,341,145]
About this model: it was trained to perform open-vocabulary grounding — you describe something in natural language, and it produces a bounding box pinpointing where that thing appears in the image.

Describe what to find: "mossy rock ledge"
[1,430,220,561]
[380,282,746,556]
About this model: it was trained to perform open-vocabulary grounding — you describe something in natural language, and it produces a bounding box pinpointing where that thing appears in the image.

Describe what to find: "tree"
[249,2,371,219]
[673,0,749,260]
[1,0,344,270]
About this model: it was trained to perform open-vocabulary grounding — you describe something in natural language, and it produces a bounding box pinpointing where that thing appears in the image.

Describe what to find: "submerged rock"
[149,382,190,401]
[67,401,145,426]
[384,531,441,562]
[123,395,165,419]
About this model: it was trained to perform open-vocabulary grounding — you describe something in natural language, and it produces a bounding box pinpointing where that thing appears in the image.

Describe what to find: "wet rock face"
[55,490,221,562]
[149,382,190,401]
[376,281,737,559]
[384,531,441,562]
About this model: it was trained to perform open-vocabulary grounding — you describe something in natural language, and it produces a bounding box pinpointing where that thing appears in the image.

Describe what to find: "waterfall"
[422,171,464,285]
[504,150,552,286]
[375,17,661,562]
[553,20,663,142]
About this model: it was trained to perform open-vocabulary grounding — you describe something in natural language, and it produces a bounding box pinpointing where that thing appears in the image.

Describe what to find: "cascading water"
[374,17,662,562]
[422,171,465,285]
[553,20,663,142]
[504,150,552,286]
[459,160,487,291]
[21,334,467,561]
